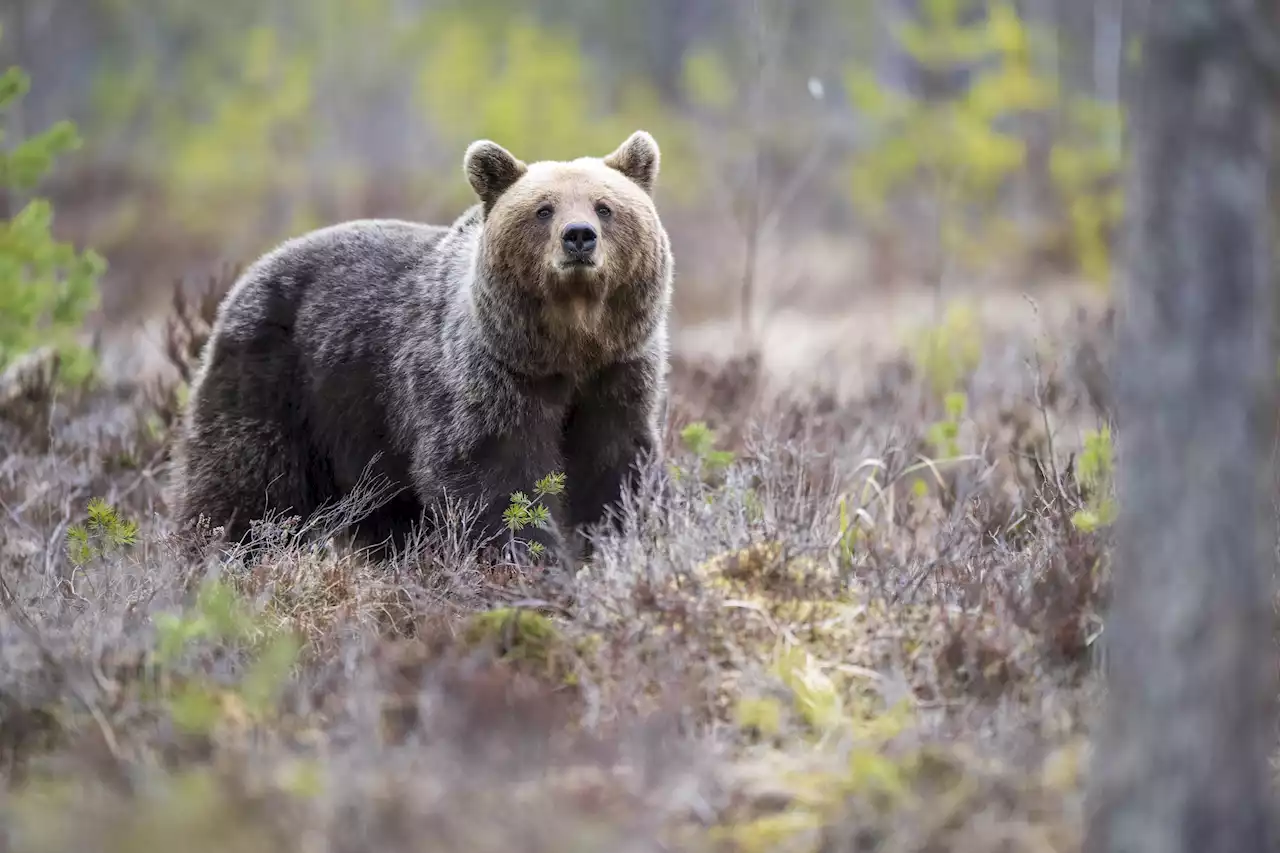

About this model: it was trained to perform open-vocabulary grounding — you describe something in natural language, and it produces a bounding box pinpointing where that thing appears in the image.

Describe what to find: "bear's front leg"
[562,355,663,545]
[412,387,569,556]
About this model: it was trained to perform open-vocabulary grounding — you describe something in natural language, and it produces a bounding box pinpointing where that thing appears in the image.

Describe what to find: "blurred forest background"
[3,5,1211,849]
[1,0,1128,382]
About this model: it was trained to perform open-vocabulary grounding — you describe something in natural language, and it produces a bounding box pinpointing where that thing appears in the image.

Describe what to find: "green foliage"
[835,494,869,564]
[93,0,415,245]
[845,1,1124,278]
[463,607,565,669]
[910,301,983,399]
[834,464,898,566]
[462,606,599,687]
[1071,426,1116,532]
[66,498,138,566]
[416,11,697,208]
[154,578,257,664]
[63,502,300,738]
[503,471,566,558]
[901,302,987,501]
[670,420,738,500]
[734,695,784,738]
[8,765,291,853]
[1049,99,1125,283]
[0,30,106,385]
[417,16,594,162]
[925,391,968,459]
[677,24,829,230]
[153,578,301,736]
[722,649,918,851]
[682,46,736,112]
[159,26,316,239]
[90,3,699,262]
[846,1,1055,267]
[771,645,846,734]
[679,421,736,475]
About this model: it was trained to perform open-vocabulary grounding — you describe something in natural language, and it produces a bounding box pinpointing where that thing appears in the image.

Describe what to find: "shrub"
[503,471,567,558]
[0,26,106,385]
[66,497,139,566]
[1071,426,1116,532]
[844,0,1124,281]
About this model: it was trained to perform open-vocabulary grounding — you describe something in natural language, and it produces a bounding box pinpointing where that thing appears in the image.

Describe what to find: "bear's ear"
[603,130,660,195]
[464,140,528,213]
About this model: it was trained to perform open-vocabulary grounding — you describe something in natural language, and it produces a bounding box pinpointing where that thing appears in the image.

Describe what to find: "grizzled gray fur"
[169,131,673,556]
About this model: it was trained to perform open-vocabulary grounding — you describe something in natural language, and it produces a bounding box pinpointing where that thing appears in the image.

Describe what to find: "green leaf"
[240,633,301,716]
[682,46,735,111]
[154,612,213,664]
[168,683,222,735]
[679,422,716,457]
[534,471,566,497]
[503,504,528,531]
[0,67,30,112]
[195,580,256,641]
[0,38,103,384]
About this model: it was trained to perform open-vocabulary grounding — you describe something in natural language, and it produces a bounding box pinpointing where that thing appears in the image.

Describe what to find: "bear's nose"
[561,223,598,259]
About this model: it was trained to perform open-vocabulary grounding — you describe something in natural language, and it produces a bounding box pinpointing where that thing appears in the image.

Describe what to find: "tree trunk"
[1085,4,1278,853]
[1055,0,1096,96]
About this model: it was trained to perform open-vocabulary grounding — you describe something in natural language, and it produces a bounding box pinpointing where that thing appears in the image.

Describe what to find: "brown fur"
[465,133,670,379]
[169,132,673,558]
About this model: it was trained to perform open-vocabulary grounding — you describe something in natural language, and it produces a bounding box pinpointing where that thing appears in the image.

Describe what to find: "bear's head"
[462,131,672,372]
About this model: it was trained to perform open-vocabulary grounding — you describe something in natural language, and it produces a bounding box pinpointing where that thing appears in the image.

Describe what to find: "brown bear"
[168,131,673,558]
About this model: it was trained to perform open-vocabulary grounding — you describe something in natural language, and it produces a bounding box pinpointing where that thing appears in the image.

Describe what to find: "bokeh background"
[2,0,1125,385]
[0,5,1175,849]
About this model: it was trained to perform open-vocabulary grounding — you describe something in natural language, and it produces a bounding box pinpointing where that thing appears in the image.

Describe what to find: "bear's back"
[204,216,474,494]
[219,218,453,323]
[211,216,476,358]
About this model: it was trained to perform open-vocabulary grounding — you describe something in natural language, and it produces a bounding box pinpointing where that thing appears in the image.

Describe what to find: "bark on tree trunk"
[1085,3,1278,853]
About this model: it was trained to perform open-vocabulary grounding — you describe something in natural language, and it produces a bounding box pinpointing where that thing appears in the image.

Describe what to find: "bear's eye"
[595,203,613,219]
[536,205,554,220]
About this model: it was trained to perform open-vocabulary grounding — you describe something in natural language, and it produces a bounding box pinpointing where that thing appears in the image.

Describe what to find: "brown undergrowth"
[0,285,1116,852]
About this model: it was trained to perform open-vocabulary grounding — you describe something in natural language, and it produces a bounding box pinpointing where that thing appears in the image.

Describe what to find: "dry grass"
[0,279,1118,852]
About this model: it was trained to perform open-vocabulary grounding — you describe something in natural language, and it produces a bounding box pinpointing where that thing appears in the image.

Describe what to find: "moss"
[735,695,785,738]
[7,768,283,853]
[696,541,835,600]
[461,607,579,684]
[709,809,826,853]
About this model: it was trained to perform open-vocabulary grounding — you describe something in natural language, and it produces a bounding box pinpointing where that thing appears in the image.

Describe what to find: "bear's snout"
[561,222,598,263]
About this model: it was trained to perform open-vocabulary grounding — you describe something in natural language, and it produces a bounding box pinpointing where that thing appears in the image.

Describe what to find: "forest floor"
[0,274,1116,852]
